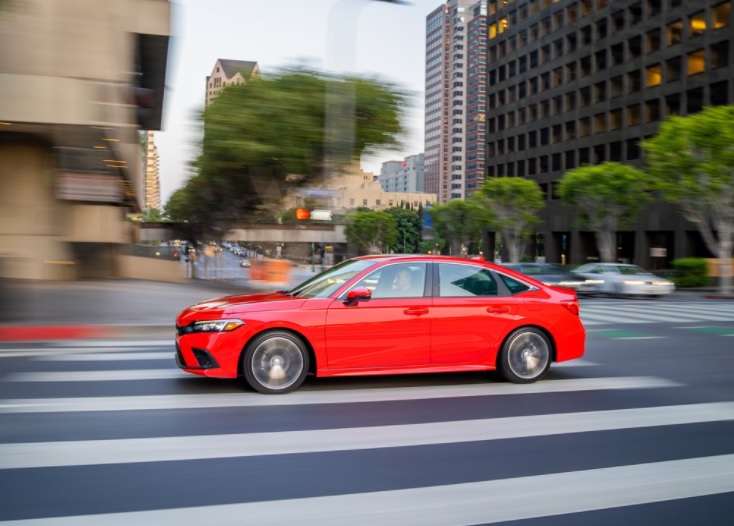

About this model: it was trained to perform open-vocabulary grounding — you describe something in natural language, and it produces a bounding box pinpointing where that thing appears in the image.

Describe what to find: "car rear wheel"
[499,328,551,384]
[242,331,309,394]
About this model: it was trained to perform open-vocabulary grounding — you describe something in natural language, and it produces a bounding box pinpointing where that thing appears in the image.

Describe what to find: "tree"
[141,208,165,222]
[430,200,492,256]
[170,68,407,240]
[345,210,398,254]
[384,207,421,253]
[474,178,544,262]
[643,106,734,295]
[558,162,649,263]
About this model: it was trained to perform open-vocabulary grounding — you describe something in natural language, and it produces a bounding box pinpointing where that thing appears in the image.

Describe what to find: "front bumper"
[174,331,244,378]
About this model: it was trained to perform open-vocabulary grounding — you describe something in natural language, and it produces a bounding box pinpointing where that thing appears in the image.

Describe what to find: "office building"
[144,131,161,211]
[425,0,488,203]
[378,154,426,193]
[484,0,732,267]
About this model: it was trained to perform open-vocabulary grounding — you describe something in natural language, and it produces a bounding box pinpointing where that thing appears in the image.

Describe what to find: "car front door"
[430,262,516,365]
[324,262,431,370]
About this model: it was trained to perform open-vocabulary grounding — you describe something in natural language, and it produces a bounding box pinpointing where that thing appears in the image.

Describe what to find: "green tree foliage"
[558,162,649,263]
[345,210,398,255]
[384,207,421,253]
[167,68,406,238]
[430,200,492,256]
[474,178,544,262]
[643,106,734,294]
[141,208,165,222]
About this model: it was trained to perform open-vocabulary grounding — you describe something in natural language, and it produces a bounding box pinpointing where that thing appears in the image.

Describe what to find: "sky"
[156,0,438,206]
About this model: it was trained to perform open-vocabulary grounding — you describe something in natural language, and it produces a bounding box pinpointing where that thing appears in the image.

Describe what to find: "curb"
[0,324,172,343]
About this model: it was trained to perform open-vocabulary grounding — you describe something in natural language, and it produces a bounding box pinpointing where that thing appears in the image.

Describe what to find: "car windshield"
[617,265,652,275]
[284,259,378,298]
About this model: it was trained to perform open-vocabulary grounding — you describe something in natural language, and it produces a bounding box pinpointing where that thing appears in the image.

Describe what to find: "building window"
[610,109,622,130]
[713,2,731,29]
[667,21,683,45]
[687,50,705,75]
[646,64,662,87]
[627,104,641,125]
[689,11,706,37]
[666,57,682,81]
[593,113,606,134]
[645,99,661,122]
[712,40,729,69]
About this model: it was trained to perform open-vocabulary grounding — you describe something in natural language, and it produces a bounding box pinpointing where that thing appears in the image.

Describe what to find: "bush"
[671,258,709,287]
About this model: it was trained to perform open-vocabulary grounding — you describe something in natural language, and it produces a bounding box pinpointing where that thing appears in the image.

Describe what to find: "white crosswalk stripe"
[2,402,732,470]
[2,455,733,526]
[580,301,734,325]
[0,376,673,413]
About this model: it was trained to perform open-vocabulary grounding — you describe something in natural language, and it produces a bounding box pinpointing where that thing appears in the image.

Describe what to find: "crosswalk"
[580,301,734,325]
[0,340,733,524]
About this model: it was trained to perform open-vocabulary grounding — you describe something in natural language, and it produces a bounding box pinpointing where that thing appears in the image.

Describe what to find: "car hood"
[177,292,308,322]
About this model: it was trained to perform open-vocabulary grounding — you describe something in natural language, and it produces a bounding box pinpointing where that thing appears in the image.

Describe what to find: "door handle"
[404,308,429,317]
[487,306,511,315]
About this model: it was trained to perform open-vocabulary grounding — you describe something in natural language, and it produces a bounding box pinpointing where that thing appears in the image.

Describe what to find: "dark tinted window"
[498,273,531,294]
[438,264,498,297]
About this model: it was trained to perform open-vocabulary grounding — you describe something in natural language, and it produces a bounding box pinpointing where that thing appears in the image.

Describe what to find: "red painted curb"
[0,325,117,342]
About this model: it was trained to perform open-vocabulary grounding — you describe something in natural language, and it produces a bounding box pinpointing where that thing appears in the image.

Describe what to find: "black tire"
[498,328,551,384]
[242,331,309,394]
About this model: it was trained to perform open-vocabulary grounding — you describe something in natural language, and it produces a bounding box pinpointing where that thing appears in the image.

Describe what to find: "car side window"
[498,273,532,295]
[351,263,427,299]
[438,263,498,297]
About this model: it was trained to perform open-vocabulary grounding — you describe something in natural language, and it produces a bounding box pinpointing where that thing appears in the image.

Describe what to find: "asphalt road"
[0,297,733,525]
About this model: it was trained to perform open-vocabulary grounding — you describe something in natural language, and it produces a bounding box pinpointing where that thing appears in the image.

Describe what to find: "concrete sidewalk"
[0,279,265,342]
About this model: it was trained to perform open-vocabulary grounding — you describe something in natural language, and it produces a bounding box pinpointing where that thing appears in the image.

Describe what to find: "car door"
[324,262,431,370]
[430,262,517,365]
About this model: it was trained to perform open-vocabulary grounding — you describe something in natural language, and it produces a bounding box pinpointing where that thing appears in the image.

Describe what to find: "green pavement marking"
[586,329,665,340]
[677,326,734,336]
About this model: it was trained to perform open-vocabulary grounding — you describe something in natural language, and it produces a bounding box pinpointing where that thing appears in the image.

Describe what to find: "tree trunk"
[718,240,733,295]
[596,229,616,262]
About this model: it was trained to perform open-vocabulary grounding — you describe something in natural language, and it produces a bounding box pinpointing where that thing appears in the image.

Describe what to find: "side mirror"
[346,287,372,303]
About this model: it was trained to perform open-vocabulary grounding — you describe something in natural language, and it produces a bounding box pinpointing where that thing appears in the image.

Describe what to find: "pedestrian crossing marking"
[33,352,172,362]
[1,455,732,526]
[1,402,731,470]
[0,377,678,413]
[4,370,184,382]
[579,302,734,326]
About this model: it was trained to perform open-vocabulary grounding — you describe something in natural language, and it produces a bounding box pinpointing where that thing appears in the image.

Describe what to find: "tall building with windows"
[425,0,487,203]
[484,0,732,267]
[378,154,426,193]
[144,131,161,211]
[205,59,260,106]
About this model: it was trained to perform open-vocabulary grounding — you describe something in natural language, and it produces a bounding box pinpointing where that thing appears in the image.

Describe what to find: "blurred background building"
[205,59,260,105]
[144,131,161,211]
[0,0,171,280]
[378,154,426,193]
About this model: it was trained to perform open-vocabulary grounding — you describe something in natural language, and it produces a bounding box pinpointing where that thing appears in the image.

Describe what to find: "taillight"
[561,300,580,316]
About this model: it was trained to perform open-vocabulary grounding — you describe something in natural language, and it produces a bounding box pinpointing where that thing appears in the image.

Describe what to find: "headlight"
[653,281,673,286]
[185,319,245,333]
[622,280,642,285]
[584,279,604,284]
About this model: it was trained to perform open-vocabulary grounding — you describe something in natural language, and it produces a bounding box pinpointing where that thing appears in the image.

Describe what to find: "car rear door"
[430,262,517,365]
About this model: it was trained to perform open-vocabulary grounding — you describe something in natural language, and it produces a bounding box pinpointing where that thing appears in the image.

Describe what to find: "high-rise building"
[144,131,161,211]
[205,59,260,106]
[425,0,487,203]
[484,0,732,268]
[378,154,426,193]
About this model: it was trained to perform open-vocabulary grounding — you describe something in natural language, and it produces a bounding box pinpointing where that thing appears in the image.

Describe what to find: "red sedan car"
[175,255,585,394]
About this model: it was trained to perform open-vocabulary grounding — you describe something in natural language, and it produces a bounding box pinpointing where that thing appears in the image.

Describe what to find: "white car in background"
[572,263,675,298]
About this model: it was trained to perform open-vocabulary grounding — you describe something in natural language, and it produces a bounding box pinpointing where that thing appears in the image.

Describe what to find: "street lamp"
[324,0,409,182]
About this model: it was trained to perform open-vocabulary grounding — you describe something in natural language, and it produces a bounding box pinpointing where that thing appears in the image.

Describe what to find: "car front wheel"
[499,328,551,383]
[242,331,309,394]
